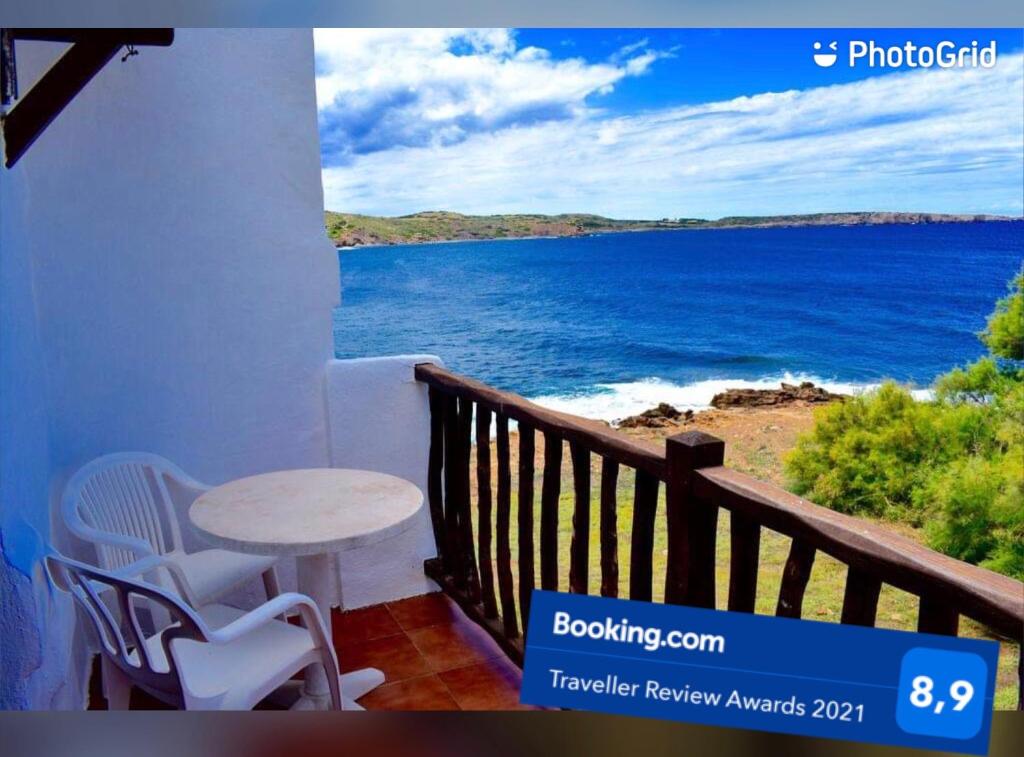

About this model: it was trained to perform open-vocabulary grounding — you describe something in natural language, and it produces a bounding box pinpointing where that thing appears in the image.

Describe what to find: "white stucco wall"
[0,29,341,709]
[324,356,441,607]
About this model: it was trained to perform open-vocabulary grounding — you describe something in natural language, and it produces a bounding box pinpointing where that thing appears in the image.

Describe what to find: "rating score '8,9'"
[908,675,974,714]
[895,647,988,741]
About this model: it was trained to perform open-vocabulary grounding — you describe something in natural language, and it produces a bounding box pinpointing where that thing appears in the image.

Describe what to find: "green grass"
[466,435,1021,710]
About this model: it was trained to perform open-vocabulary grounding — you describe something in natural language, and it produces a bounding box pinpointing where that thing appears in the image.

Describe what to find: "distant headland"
[325,210,1019,248]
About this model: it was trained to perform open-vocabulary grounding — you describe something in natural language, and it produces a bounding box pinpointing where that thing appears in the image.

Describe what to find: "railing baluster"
[457,397,481,602]
[518,424,536,631]
[665,431,724,607]
[426,388,446,569]
[629,469,659,601]
[776,539,816,618]
[441,394,463,585]
[599,458,619,598]
[569,442,591,594]
[495,413,519,639]
[540,432,562,591]
[476,406,498,619]
[728,511,760,613]
[917,596,959,636]
[840,567,882,626]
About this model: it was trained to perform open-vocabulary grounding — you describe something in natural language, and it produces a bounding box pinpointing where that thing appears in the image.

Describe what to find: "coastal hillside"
[325,209,1015,247]
[325,211,699,247]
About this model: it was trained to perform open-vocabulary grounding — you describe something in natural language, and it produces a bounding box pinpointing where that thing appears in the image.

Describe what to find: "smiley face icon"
[813,41,838,67]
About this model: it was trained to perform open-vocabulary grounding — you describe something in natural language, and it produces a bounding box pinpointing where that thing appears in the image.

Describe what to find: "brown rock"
[617,402,684,428]
[710,382,846,409]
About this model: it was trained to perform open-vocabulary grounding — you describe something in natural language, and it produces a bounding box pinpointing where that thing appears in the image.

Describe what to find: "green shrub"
[924,457,1001,564]
[785,270,1024,579]
[787,384,945,519]
[982,272,1024,360]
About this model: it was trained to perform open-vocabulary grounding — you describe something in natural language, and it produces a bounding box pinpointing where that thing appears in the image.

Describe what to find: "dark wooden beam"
[2,29,173,168]
[9,29,173,46]
[4,39,119,167]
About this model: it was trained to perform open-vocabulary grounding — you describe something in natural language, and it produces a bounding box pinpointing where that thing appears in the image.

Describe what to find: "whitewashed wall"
[0,29,413,710]
[324,356,441,607]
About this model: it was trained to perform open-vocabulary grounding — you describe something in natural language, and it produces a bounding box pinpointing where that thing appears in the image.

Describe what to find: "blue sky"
[314,29,1024,218]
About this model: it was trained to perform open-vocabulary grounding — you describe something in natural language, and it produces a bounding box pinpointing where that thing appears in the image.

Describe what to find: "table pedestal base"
[267,668,385,711]
[291,552,386,710]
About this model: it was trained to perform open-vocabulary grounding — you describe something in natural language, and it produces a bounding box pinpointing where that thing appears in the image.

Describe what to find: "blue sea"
[333,222,1023,421]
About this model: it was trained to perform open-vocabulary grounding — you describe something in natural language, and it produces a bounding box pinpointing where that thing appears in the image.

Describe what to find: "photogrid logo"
[813,39,998,69]
[813,41,838,67]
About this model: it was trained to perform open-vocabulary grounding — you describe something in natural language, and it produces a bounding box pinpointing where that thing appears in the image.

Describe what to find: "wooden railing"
[414,363,1024,708]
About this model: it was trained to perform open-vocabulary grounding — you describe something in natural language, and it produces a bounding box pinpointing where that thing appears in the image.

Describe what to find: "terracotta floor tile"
[439,657,531,711]
[338,632,431,683]
[358,674,459,711]
[386,592,462,631]
[407,616,504,672]
[332,604,402,647]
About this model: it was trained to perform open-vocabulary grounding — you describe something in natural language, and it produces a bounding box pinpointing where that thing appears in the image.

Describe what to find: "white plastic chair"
[61,452,280,608]
[45,553,342,710]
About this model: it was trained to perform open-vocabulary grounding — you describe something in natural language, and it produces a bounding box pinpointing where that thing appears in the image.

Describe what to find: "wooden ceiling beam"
[2,29,174,168]
[9,29,174,46]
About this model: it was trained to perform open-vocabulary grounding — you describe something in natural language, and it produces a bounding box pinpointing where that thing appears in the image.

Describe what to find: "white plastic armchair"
[45,553,342,710]
[61,452,280,607]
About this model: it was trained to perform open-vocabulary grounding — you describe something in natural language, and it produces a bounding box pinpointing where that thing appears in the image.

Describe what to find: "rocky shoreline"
[710,381,846,409]
[615,381,845,429]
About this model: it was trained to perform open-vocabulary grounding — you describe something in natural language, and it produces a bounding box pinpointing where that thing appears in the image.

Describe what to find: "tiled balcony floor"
[89,592,531,711]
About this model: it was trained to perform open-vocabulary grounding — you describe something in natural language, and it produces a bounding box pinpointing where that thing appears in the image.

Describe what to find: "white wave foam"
[529,374,933,423]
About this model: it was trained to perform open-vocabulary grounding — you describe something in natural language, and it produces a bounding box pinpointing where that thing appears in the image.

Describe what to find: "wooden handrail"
[414,362,1024,706]
[694,465,1024,639]
[415,363,666,477]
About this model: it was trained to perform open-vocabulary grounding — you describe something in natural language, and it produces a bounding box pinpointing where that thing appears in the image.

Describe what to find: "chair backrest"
[61,452,191,569]
[45,553,208,707]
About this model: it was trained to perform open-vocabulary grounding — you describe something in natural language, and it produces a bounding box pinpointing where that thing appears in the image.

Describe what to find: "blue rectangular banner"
[520,591,999,754]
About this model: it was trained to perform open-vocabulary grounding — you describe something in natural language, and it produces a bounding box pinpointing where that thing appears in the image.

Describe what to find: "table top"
[189,468,424,557]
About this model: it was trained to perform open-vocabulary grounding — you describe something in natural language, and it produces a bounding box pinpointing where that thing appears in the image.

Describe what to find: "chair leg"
[323,655,343,711]
[262,566,286,621]
[261,567,281,599]
[101,656,132,710]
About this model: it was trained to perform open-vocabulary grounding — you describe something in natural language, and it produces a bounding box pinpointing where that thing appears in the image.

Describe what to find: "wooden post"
[457,396,481,602]
[727,510,760,613]
[476,407,498,618]
[495,414,519,639]
[917,596,959,636]
[776,540,816,618]
[599,458,619,598]
[518,425,536,631]
[426,388,447,567]
[568,442,591,594]
[664,431,724,607]
[629,470,659,601]
[540,432,562,591]
[840,567,882,627]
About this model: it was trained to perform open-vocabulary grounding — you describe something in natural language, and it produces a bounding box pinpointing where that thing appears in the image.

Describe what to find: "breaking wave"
[529,374,934,423]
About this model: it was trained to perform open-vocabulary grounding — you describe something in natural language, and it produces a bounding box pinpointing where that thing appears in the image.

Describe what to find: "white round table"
[189,468,423,710]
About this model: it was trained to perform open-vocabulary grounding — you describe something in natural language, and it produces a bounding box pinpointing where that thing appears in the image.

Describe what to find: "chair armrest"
[111,554,201,608]
[173,477,209,501]
[206,592,331,649]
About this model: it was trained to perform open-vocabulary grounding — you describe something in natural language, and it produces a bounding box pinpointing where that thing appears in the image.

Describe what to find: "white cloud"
[313,28,667,163]
[320,44,1024,219]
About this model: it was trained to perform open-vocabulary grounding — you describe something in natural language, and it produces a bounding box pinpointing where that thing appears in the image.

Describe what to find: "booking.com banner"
[521,592,1000,755]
